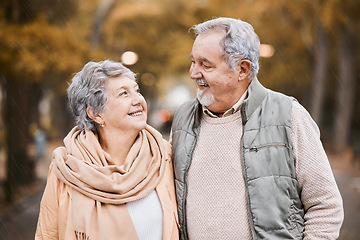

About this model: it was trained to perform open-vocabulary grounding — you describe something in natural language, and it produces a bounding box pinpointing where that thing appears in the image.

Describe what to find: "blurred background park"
[0,0,359,239]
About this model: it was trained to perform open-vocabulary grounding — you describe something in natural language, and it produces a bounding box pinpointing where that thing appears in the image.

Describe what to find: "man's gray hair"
[191,17,260,80]
[67,59,136,131]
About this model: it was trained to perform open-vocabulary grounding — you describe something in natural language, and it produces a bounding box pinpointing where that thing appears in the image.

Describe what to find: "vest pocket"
[249,143,288,152]
[245,142,294,178]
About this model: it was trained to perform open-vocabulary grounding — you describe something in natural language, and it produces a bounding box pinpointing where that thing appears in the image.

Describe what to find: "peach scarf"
[52,125,166,240]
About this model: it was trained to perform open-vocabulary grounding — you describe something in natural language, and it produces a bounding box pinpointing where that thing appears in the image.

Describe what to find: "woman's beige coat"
[35,143,179,240]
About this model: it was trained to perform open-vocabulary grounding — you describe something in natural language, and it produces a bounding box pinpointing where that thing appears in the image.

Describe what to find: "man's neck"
[203,90,248,118]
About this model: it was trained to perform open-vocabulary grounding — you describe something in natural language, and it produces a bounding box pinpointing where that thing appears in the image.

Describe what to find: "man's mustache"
[194,78,210,87]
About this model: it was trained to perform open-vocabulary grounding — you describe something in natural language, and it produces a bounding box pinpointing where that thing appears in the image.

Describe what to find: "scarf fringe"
[75,231,90,240]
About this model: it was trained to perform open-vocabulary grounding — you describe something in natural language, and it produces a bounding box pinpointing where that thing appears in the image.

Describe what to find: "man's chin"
[196,94,215,107]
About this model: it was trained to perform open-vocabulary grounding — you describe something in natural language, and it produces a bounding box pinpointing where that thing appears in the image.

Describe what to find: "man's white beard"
[196,88,215,107]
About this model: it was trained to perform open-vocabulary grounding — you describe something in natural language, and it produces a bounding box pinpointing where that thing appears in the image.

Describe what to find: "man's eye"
[119,91,128,96]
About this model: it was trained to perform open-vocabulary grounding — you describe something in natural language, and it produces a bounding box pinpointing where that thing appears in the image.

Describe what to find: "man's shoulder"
[172,99,200,131]
[177,99,198,110]
[263,89,298,110]
[267,88,296,101]
[174,99,198,118]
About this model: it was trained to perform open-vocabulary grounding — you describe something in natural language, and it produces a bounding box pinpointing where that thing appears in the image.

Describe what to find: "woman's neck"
[97,127,139,166]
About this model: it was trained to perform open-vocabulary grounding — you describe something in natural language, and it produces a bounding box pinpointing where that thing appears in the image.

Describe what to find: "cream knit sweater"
[186,101,344,239]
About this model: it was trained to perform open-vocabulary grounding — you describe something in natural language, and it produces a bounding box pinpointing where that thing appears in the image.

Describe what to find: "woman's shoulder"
[162,138,172,161]
[45,161,70,196]
[52,146,67,159]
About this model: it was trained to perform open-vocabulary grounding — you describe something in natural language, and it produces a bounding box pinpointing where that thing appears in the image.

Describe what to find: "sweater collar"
[202,90,248,118]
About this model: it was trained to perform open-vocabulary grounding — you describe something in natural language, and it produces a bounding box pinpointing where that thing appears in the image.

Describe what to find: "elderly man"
[171,17,343,240]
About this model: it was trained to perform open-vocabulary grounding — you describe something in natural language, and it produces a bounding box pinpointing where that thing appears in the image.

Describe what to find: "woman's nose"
[132,91,145,105]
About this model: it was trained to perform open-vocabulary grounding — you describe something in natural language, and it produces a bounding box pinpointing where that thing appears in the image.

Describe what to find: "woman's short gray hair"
[67,59,136,131]
[191,17,260,80]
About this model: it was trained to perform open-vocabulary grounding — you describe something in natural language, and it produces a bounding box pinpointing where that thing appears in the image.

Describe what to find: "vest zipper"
[240,137,256,239]
[183,131,200,240]
[250,143,287,152]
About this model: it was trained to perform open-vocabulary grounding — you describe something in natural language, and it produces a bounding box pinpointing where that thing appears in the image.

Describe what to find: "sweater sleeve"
[291,101,344,239]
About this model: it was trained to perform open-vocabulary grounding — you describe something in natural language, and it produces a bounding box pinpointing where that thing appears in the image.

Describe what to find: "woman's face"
[100,76,147,133]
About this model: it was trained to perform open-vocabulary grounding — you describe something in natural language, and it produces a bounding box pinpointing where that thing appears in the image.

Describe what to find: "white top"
[126,190,163,240]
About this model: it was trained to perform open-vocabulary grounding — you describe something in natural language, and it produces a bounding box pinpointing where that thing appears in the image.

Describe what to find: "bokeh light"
[121,51,138,65]
[157,109,171,123]
[260,44,275,58]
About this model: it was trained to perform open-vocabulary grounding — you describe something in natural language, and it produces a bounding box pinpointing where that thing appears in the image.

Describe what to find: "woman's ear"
[237,60,252,81]
[86,107,103,125]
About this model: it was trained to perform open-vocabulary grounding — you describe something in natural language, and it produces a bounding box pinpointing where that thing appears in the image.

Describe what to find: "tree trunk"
[1,0,40,202]
[3,80,35,201]
[50,94,74,139]
[332,23,357,153]
[309,22,328,125]
[91,0,117,49]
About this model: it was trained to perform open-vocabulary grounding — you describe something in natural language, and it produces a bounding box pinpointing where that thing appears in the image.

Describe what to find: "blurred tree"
[322,0,359,153]
[91,0,117,49]
[310,21,329,125]
[0,0,90,201]
[332,18,357,153]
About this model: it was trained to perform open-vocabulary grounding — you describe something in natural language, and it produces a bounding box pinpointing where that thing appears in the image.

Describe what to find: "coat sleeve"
[162,140,179,240]
[35,163,61,239]
[291,101,344,239]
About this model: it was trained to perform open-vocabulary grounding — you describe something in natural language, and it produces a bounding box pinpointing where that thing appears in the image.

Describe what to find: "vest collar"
[193,99,203,129]
[241,77,268,124]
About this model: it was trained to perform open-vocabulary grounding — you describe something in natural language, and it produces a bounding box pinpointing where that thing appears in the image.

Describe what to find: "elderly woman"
[35,60,179,240]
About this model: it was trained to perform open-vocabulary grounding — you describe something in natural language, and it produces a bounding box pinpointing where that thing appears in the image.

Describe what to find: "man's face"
[190,31,246,114]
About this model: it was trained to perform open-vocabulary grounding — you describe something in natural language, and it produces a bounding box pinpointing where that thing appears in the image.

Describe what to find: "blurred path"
[335,170,360,239]
[0,143,359,239]
[330,151,360,240]
[0,140,57,240]
[0,184,44,240]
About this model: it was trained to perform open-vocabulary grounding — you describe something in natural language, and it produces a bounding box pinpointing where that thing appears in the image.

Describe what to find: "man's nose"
[190,65,202,79]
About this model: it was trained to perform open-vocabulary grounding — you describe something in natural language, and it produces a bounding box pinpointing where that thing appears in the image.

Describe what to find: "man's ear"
[86,107,103,125]
[237,60,252,81]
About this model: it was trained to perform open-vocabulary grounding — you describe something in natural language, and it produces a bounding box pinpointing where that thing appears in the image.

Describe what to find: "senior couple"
[36,17,343,240]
